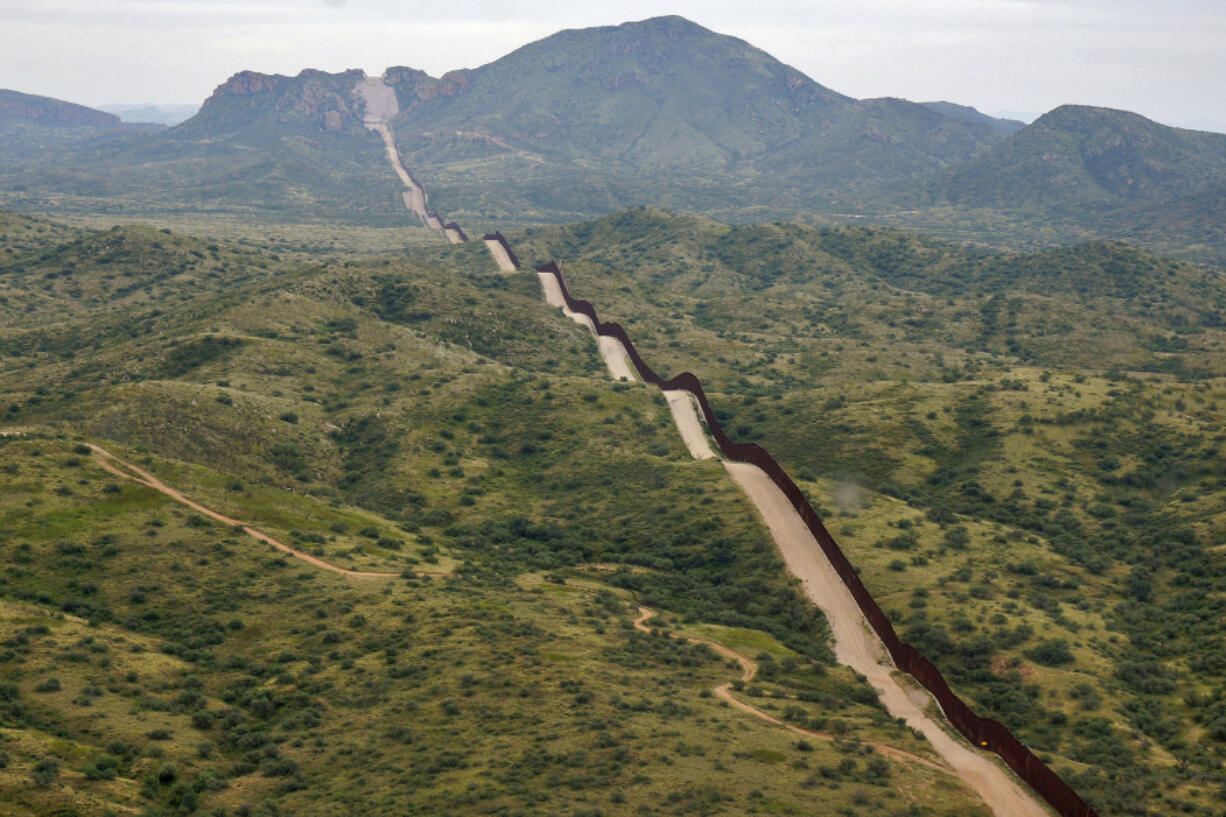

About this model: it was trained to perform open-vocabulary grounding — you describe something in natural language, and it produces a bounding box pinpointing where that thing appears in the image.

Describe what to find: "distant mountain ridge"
[920,101,1025,135]
[0,16,1011,223]
[924,104,1226,210]
[383,15,1005,190]
[0,89,134,171]
[1,15,1223,262]
[100,103,199,126]
[0,88,119,128]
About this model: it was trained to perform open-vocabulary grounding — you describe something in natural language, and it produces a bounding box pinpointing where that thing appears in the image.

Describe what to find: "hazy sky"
[2,0,1224,131]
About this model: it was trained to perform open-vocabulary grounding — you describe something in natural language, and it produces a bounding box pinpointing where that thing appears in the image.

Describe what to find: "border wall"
[536,261,1099,817]
[483,231,521,270]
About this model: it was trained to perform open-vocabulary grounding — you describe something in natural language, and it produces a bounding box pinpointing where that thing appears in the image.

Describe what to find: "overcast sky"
[2,0,1223,131]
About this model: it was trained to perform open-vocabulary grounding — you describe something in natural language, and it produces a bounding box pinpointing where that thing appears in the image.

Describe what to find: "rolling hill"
[0,207,1014,817]
[509,207,1226,816]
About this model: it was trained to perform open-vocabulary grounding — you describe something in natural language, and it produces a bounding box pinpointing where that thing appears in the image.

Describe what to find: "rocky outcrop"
[206,70,287,100]
[199,68,367,133]
[382,66,473,114]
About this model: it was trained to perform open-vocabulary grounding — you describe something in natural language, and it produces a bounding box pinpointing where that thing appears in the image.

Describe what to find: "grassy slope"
[512,208,1226,817]
[0,211,988,817]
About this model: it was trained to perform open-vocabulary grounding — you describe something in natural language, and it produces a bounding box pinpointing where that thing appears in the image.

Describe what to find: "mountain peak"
[615,14,713,35]
[1033,103,1155,130]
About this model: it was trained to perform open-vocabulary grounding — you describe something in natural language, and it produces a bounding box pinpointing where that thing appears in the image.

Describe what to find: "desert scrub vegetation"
[512,209,1226,816]
[0,436,989,817]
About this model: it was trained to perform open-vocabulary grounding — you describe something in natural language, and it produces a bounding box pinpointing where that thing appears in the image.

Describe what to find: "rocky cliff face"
[0,89,120,128]
[382,67,472,113]
[195,68,367,134]
[206,70,287,99]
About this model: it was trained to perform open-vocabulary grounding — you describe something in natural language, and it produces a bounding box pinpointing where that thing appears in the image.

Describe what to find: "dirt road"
[485,236,519,271]
[354,74,441,230]
[661,390,716,460]
[722,461,1049,817]
[537,271,636,381]
[88,444,400,579]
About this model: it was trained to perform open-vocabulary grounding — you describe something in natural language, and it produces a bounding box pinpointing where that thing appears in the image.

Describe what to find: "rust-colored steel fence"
[482,231,520,270]
[536,260,1099,817]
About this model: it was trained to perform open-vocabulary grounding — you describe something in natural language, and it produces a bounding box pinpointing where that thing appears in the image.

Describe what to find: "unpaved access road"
[485,237,519,271]
[354,74,442,230]
[661,390,716,460]
[722,460,1050,817]
[88,444,401,579]
[537,271,637,381]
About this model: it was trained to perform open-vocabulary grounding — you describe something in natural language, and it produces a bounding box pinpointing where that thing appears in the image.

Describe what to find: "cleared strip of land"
[538,271,636,381]
[355,75,441,230]
[534,267,1049,817]
[722,460,1050,817]
[485,237,519,270]
[661,390,716,460]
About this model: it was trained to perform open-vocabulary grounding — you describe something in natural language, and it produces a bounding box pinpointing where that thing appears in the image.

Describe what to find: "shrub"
[1027,639,1074,666]
[32,758,59,785]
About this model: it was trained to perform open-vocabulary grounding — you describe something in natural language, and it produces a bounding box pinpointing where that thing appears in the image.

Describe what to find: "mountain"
[394,15,852,166]
[392,16,1008,219]
[99,102,200,126]
[2,17,1223,264]
[0,88,119,128]
[0,89,127,170]
[0,16,1009,225]
[924,104,1226,211]
[2,70,405,221]
[921,101,1025,135]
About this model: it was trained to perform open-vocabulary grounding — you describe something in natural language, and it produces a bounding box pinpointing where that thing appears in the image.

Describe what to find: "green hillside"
[921,105,1226,211]
[0,210,996,817]
[1,71,403,223]
[512,208,1226,816]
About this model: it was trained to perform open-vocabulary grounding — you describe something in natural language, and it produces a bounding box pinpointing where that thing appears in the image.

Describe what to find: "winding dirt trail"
[87,444,401,579]
[632,607,949,775]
